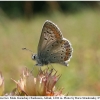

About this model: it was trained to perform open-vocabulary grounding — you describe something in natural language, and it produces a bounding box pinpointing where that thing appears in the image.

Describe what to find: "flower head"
[12,68,64,96]
[0,72,4,96]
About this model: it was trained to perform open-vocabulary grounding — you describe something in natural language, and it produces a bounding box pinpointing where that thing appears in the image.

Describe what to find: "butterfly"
[28,20,73,67]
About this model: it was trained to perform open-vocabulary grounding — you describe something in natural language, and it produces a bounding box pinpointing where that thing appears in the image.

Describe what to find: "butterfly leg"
[31,64,36,73]
[36,63,43,66]
[31,64,42,73]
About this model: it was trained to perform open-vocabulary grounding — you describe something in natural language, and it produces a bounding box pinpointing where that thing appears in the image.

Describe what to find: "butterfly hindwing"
[46,39,73,64]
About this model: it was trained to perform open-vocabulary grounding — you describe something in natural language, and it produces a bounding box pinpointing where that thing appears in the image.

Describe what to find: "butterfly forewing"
[38,20,63,56]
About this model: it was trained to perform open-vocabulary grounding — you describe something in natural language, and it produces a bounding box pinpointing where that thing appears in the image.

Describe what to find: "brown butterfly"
[29,20,73,66]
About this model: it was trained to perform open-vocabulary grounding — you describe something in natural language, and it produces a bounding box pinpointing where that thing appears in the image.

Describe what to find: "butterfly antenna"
[22,48,34,55]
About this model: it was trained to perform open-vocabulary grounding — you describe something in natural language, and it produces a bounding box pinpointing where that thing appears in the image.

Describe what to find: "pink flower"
[0,72,4,96]
[12,68,65,96]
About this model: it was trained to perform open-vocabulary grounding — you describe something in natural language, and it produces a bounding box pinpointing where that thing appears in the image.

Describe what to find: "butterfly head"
[31,54,43,66]
[31,54,37,60]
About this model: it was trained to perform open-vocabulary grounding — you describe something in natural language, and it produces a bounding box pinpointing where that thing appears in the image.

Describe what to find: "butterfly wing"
[47,38,73,66]
[38,20,63,56]
[37,20,73,66]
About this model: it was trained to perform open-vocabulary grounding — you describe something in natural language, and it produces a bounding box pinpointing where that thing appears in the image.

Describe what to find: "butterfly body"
[32,20,73,67]
[32,54,48,66]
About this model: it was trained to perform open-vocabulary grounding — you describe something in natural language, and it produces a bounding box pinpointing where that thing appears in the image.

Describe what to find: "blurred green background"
[0,1,100,96]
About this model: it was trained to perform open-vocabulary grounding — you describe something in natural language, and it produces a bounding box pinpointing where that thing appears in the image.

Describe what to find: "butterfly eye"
[32,54,36,60]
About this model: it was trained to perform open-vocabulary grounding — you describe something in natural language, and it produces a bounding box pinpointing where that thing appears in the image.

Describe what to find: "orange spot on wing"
[64,52,68,61]
[64,49,71,61]
[46,26,61,39]
[64,57,68,61]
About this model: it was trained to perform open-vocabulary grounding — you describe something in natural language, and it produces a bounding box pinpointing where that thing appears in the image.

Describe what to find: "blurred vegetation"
[0,1,100,96]
[0,1,100,18]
